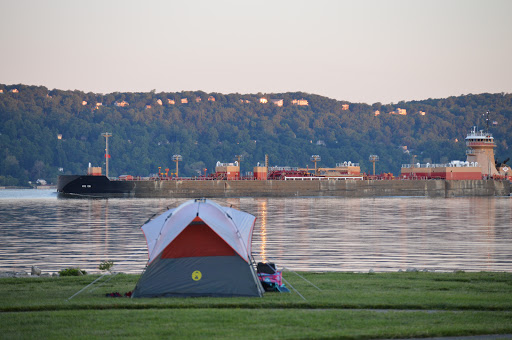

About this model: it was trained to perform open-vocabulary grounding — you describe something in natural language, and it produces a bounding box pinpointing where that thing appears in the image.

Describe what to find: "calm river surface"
[0,189,511,274]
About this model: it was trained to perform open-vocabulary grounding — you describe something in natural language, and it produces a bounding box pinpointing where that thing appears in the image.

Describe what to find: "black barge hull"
[57,175,136,197]
[57,175,511,198]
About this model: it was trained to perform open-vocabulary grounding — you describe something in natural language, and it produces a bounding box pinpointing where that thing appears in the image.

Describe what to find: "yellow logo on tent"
[192,270,202,281]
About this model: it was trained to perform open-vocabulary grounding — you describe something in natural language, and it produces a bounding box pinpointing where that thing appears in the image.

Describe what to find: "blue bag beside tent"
[257,262,290,293]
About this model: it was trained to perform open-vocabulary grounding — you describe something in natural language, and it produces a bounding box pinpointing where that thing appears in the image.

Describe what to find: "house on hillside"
[291,99,308,106]
[168,99,175,105]
[181,98,188,104]
[114,100,129,107]
[397,108,407,115]
[156,99,163,106]
[208,96,215,102]
[259,97,268,104]
[342,104,349,110]
[389,108,406,115]
[270,99,283,107]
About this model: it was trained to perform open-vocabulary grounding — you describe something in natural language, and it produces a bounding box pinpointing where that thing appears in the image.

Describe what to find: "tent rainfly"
[132,199,264,298]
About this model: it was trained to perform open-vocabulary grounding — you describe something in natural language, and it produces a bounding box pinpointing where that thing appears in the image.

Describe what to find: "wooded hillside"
[1,84,511,186]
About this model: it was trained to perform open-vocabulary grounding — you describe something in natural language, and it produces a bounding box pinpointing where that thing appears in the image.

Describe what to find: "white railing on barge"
[401,161,479,168]
[112,176,366,181]
[335,162,360,167]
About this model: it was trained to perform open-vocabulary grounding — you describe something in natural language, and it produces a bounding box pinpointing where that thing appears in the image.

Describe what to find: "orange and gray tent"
[132,199,264,298]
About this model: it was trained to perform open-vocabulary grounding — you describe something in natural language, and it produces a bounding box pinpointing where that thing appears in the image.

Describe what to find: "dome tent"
[132,199,264,298]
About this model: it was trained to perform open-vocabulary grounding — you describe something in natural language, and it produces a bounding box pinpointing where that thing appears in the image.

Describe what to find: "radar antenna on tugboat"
[485,111,490,133]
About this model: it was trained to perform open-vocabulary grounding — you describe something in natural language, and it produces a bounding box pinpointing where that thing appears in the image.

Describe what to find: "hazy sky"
[1,0,511,104]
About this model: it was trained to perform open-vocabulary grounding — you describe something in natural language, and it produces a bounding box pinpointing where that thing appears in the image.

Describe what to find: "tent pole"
[249,254,265,295]
[147,211,174,261]
[132,263,149,298]
[227,210,264,296]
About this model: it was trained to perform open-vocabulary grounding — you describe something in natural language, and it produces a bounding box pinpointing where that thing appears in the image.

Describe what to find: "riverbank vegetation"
[1,84,512,187]
[1,271,511,339]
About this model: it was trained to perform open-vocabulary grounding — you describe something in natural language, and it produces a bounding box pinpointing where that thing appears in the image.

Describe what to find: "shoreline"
[0,186,56,190]
[2,268,510,279]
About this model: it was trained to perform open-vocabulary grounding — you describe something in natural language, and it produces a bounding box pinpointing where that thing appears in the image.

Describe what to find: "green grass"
[1,271,511,339]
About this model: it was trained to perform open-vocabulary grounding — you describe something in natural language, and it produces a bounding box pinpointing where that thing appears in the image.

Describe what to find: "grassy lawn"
[1,271,511,339]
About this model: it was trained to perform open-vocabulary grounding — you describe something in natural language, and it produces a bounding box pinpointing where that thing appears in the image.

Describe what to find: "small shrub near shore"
[98,260,114,272]
[58,268,87,276]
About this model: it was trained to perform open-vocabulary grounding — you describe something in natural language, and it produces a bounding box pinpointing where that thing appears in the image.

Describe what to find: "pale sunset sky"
[1,0,511,104]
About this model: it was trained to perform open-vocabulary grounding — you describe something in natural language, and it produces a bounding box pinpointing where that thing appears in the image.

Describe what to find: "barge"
[57,126,511,198]
[57,175,510,198]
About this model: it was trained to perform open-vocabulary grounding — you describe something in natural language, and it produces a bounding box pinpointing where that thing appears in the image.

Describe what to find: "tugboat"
[465,126,498,178]
[401,115,510,181]
[465,113,511,179]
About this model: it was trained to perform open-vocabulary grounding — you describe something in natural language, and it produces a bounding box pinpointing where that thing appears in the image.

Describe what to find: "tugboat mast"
[102,132,112,178]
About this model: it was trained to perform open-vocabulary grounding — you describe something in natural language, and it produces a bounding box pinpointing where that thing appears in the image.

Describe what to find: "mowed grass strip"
[1,309,511,339]
[1,271,511,339]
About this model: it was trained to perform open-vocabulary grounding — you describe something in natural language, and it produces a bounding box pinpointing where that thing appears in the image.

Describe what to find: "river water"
[0,189,511,274]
